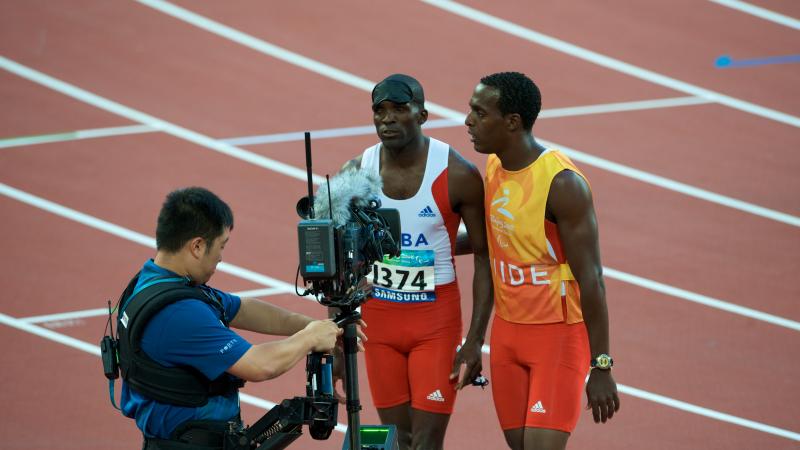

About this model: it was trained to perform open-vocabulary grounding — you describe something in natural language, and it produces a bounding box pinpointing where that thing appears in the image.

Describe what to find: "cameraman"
[119,187,342,449]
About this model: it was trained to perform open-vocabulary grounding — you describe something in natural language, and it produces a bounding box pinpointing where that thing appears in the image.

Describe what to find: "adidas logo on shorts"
[426,389,445,402]
[530,400,546,414]
[418,206,436,218]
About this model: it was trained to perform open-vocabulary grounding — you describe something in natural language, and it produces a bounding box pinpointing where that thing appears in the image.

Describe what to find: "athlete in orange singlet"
[462,72,620,450]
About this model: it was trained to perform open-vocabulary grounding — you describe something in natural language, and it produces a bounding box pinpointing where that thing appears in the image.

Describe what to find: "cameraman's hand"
[303,320,342,353]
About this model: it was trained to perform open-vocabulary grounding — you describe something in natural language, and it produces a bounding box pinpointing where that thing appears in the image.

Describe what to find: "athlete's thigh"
[490,341,531,430]
[364,341,411,409]
[523,323,588,433]
[407,326,461,414]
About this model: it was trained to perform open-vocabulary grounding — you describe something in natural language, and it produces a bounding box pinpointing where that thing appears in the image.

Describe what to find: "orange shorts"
[490,315,590,433]
[361,282,462,414]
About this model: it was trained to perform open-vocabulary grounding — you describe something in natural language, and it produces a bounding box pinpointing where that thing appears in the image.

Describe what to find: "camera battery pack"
[298,219,336,278]
[101,336,119,380]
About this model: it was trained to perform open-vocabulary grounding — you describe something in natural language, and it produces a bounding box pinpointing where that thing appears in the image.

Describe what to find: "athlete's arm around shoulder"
[447,148,494,389]
[548,169,620,423]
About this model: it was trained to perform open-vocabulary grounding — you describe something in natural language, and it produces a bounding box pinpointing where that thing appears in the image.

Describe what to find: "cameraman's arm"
[227,320,341,381]
[230,297,314,336]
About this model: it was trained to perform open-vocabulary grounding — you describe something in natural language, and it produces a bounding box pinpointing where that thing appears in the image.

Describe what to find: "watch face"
[595,354,612,369]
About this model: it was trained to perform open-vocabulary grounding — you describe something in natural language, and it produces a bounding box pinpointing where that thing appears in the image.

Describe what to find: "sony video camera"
[296,169,400,308]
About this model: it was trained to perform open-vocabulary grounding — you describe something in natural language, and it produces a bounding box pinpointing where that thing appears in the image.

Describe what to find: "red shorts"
[490,315,590,433]
[361,282,462,414]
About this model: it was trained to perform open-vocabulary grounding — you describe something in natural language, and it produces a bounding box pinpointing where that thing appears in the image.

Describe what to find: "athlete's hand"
[450,340,483,390]
[585,369,620,423]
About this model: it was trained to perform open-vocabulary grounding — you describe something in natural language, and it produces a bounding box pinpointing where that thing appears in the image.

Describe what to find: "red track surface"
[1,1,798,449]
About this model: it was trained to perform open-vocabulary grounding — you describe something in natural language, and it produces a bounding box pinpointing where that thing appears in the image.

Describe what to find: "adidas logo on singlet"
[427,389,445,402]
[530,401,546,414]
[418,205,436,218]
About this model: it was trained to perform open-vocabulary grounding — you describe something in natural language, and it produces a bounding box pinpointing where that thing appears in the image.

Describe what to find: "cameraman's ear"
[188,237,206,259]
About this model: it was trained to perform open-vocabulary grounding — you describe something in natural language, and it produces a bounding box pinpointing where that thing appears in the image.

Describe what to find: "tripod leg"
[343,322,361,450]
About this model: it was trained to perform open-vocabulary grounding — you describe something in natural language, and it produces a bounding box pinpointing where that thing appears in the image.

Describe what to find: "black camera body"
[297,196,400,309]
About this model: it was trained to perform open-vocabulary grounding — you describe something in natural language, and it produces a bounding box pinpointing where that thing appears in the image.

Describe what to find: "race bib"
[371,250,436,303]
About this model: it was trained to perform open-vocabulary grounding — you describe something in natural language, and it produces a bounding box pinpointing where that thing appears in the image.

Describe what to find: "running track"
[1,1,798,449]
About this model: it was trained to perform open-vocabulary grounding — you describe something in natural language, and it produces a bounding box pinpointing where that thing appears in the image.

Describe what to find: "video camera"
[295,147,400,309]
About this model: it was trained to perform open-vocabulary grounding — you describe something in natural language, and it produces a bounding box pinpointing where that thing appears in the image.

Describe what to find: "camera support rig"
[223,352,338,450]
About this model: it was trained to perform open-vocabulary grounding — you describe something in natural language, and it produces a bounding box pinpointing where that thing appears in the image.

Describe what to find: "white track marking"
[2,60,795,228]
[0,56,322,185]
[0,181,302,296]
[221,96,712,145]
[708,0,800,30]
[3,183,797,330]
[421,0,800,128]
[1,96,711,149]
[0,125,154,148]
[21,287,287,325]
[125,3,799,227]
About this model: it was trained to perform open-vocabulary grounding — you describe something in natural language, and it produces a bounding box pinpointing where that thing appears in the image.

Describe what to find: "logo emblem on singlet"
[418,205,436,217]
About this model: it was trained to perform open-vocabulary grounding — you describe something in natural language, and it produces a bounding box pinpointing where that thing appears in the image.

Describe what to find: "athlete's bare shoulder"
[341,155,363,172]
[446,146,484,211]
[447,147,481,182]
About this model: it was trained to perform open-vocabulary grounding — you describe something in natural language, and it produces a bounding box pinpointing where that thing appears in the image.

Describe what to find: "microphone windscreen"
[314,169,383,226]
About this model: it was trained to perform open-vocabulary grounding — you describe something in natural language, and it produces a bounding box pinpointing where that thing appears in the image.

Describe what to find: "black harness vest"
[116,272,244,407]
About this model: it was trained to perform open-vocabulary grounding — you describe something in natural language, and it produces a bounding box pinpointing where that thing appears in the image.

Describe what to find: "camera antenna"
[326,175,333,221]
[304,131,315,219]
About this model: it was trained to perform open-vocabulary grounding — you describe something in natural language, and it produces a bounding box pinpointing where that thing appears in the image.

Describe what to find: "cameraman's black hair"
[480,72,541,131]
[155,187,234,253]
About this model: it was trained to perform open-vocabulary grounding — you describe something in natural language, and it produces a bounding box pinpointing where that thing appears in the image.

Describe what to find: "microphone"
[313,169,383,227]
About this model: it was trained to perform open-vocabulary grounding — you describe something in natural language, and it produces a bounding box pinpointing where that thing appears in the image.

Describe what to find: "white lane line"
[708,0,800,30]
[0,56,322,185]
[3,184,800,440]
[0,311,348,434]
[603,268,800,331]
[21,288,287,325]
[22,308,108,324]
[420,0,800,128]
[537,138,800,227]
[4,182,798,331]
[126,2,799,227]
[618,384,800,441]
[222,96,712,146]
[0,125,155,149]
[540,96,713,118]
[1,97,710,149]
[0,182,302,296]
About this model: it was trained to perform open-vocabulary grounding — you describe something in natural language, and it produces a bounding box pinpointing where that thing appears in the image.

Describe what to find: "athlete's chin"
[471,141,492,154]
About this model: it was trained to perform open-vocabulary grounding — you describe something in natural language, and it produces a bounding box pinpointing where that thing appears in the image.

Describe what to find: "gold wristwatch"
[591,354,613,370]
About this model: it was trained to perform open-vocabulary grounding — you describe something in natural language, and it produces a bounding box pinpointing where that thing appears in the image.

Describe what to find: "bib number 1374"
[372,262,433,291]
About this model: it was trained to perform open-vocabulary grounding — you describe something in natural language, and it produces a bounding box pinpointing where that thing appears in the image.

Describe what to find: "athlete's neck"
[381,135,429,169]
[497,134,547,171]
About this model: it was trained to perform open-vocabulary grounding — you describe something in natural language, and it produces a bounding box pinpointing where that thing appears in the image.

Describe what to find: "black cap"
[371,74,425,109]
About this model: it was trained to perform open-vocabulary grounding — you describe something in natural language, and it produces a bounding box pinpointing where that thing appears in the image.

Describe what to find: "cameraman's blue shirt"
[120,260,252,438]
